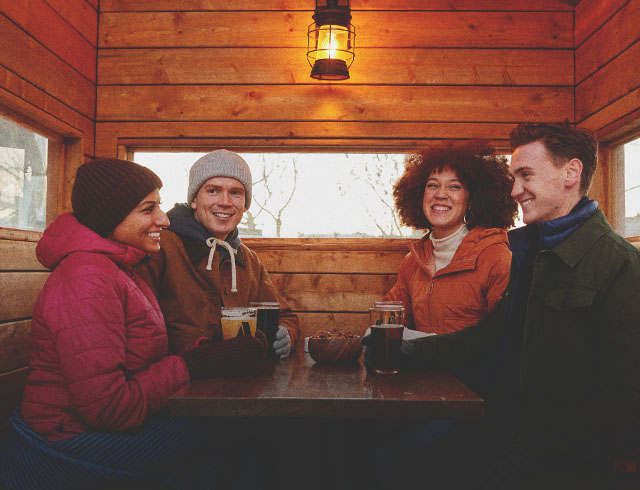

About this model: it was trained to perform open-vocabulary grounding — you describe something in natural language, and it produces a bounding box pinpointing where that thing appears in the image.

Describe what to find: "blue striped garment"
[0,409,218,489]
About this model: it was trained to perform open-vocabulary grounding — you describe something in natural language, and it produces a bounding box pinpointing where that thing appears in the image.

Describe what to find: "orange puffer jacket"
[384,226,511,334]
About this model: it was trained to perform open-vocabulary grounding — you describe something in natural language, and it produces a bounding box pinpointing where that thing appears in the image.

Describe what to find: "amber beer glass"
[221,307,257,340]
[369,305,404,374]
[250,302,280,357]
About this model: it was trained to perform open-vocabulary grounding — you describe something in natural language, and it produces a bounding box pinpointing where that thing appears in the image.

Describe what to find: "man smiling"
[364,122,640,489]
[137,150,299,357]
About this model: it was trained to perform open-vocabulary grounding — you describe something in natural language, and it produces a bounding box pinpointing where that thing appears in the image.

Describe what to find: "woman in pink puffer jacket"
[1,158,267,490]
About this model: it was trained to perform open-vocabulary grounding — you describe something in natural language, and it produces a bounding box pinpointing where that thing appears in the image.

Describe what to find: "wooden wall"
[2,0,640,434]
[575,0,640,230]
[575,0,640,138]
[95,0,575,156]
[245,238,407,339]
[0,0,98,433]
[0,0,97,160]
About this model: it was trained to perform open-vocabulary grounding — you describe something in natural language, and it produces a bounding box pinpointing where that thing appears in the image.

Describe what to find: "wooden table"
[169,347,483,419]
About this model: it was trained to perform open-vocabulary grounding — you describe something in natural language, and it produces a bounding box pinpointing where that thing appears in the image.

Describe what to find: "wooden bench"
[0,236,408,438]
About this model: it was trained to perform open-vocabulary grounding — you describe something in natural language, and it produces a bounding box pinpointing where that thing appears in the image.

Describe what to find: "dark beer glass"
[369,305,404,374]
[250,302,280,357]
[370,324,404,374]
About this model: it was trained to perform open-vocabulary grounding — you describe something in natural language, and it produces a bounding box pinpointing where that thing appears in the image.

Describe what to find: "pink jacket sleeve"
[45,265,189,432]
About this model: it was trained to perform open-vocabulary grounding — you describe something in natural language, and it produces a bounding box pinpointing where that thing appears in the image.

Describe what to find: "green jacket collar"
[552,210,611,267]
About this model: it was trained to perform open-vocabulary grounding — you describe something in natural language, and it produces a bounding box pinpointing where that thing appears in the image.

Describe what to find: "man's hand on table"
[273,325,291,359]
[360,332,417,372]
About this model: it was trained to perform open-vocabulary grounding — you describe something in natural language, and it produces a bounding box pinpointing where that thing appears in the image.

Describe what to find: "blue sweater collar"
[539,197,598,250]
[508,197,599,260]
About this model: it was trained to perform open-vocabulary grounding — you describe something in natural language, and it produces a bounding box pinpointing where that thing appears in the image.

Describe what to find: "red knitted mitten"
[181,330,267,379]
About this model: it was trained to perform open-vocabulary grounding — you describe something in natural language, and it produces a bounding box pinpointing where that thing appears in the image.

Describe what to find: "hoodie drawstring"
[205,237,238,293]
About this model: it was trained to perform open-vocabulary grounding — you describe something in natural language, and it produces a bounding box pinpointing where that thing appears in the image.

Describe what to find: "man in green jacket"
[363,123,640,489]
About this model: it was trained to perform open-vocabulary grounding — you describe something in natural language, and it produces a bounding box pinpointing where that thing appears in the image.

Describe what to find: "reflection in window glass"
[624,138,640,238]
[0,117,48,231]
[134,152,422,239]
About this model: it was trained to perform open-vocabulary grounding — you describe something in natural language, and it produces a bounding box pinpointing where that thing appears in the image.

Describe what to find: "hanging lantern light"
[307,0,356,80]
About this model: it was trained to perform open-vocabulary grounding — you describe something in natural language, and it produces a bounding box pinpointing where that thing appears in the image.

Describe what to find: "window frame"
[131,145,423,241]
[595,118,640,246]
[0,106,82,241]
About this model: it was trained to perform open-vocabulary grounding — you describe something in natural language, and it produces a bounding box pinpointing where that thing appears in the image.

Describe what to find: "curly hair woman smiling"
[385,141,518,334]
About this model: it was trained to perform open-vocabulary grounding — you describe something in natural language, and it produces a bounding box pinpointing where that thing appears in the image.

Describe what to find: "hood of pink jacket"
[36,213,147,271]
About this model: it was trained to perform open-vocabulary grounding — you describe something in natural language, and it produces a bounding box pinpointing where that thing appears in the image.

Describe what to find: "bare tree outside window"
[338,153,416,238]
[135,152,414,238]
[242,154,298,238]
[0,117,48,231]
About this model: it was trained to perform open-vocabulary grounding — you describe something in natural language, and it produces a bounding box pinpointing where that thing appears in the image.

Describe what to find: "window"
[624,137,640,238]
[0,116,48,231]
[134,152,422,239]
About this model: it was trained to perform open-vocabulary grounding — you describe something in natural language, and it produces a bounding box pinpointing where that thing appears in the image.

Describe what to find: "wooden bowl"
[308,336,363,364]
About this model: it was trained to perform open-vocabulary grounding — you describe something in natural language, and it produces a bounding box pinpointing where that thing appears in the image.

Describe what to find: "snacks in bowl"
[308,330,362,364]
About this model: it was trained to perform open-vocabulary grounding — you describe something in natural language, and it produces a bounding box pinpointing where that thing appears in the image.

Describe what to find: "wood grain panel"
[96,121,515,156]
[252,250,405,273]
[0,14,96,119]
[0,67,95,156]
[96,121,515,157]
[1,2,96,82]
[0,240,45,271]
[44,0,98,46]
[100,0,575,12]
[0,272,48,321]
[575,0,629,47]
[0,320,31,373]
[594,107,640,144]
[0,367,29,424]
[295,312,371,339]
[270,273,396,311]
[244,238,411,251]
[98,11,572,49]
[120,138,514,154]
[575,40,640,122]
[98,47,573,86]
[0,229,41,242]
[97,85,573,123]
[578,87,640,133]
[575,0,640,84]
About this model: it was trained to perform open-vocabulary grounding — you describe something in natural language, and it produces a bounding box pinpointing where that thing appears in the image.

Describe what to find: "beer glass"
[221,307,257,340]
[369,305,404,374]
[250,301,280,358]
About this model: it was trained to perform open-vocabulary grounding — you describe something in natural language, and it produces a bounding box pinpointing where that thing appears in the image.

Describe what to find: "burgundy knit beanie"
[71,158,162,237]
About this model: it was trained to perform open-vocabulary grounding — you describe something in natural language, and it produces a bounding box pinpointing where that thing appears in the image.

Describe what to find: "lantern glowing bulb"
[317,26,349,61]
[307,1,355,80]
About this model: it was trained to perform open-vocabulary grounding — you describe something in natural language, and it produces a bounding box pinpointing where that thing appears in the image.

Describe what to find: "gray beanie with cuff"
[187,150,252,209]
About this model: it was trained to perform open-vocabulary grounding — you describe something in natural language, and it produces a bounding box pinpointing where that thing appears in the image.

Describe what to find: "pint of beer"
[370,323,404,374]
[249,302,280,345]
[221,307,257,340]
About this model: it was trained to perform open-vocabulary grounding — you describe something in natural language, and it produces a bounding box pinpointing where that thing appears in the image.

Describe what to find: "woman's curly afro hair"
[393,141,518,231]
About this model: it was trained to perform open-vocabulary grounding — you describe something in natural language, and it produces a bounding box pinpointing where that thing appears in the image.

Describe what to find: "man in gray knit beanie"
[137,149,299,361]
[187,149,252,210]
[186,149,252,244]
